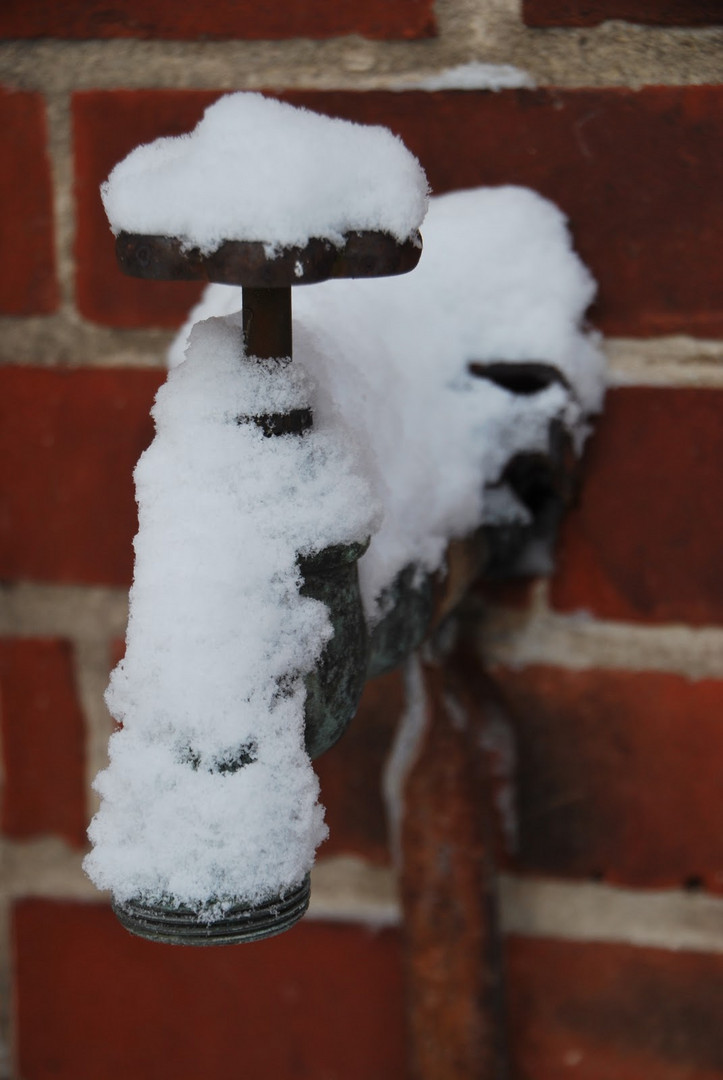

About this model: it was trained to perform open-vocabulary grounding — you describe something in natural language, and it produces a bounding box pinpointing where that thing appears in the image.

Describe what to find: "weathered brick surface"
[0,367,162,586]
[523,0,722,26]
[488,665,723,889]
[0,0,436,40]
[14,900,408,1080]
[74,86,723,335]
[505,936,723,1079]
[551,387,723,625]
[0,87,58,315]
[315,669,402,865]
[0,639,86,847]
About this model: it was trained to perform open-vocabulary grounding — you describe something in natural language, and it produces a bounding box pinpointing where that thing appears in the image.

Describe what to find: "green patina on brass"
[299,539,370,760]
[367,565,435,680]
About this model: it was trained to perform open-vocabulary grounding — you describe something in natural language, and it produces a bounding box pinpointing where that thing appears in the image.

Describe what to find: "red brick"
[551,387,723,625]
[488,665,723,889]
[523,0,721,26]
[315,669,403,865]
[506,937,723,1079]
[74,87,723,335]
[14,900,409,1080]
[0,0,435,40]
[0,87,58,315]
[0,367,162,586]
[110,637,127,669]
[0,640,86,847]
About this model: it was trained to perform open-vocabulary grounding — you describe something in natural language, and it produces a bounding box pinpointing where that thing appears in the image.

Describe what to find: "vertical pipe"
[242,286,293,360]
[400,657,509,1079]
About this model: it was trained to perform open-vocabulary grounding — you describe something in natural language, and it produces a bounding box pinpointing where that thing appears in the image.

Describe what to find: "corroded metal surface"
[243,285,292,360]
[367,565,435,680]
[483,421,577,581]
[367,414,578,678]
[112,875,311,946]
[400,660,509,1079]
[116,229,422,286]
[299,539,370,759]
[247,407,313,437]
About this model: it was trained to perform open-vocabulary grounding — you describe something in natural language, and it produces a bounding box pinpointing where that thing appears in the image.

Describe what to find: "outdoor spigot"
[88,102,603,950]
[110,228,421,944]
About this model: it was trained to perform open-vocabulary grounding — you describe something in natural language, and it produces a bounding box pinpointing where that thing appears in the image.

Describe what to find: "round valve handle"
[116,229,422,285]
[116,229,422,359]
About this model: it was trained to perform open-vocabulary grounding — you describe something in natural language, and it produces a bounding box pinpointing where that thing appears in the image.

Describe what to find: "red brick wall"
[522,0,722,27]
[0,0,437,41]
[1,3,722,1078]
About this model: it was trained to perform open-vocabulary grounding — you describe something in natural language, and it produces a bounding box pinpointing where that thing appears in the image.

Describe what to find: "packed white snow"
[169,185,605,615]
[392,62,536,91]
[85,316,379,913]
[101,92,429,253]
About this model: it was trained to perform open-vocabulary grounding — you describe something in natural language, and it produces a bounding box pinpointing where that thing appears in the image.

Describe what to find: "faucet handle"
[115,229,422,285]
[115,229,422,362]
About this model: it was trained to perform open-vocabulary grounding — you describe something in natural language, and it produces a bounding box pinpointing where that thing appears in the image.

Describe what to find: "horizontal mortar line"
[499,873,723,955]
[4,585,723,681]
[0,316,173,369]
[2,322,723,389]
[0,28,722,93]
[4,841,722,954]
[475,608,723,680]
[0,583,129,640]
[309,855,401,927]
[7,41,531,94]
[605,336,723,389]
[0,838,97,902]
[0,842,403,924]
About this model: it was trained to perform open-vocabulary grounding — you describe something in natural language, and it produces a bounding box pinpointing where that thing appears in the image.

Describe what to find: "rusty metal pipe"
[243,286,292,361]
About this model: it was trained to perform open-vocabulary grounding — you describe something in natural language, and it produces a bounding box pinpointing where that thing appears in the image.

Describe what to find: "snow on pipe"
[83,93,605,945]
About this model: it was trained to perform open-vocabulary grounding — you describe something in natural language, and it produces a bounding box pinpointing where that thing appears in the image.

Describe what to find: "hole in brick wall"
[684,875,704,892]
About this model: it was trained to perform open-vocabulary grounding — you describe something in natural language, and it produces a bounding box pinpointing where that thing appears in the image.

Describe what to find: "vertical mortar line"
[527,576,551,617]
[465,0,527,49]
[43,89,77,319]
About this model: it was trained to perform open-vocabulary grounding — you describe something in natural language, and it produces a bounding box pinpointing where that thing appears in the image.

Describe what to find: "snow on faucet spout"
[84,93,426,942]
[84,316,379,927]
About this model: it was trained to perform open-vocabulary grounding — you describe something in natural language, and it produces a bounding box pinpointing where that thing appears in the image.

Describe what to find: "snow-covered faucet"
[84,94,605,945]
